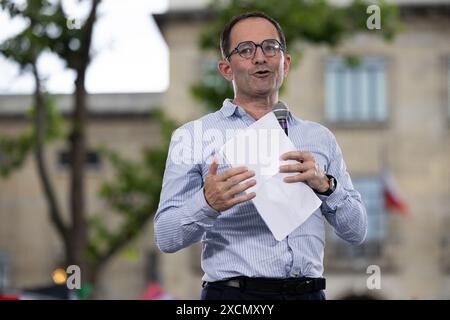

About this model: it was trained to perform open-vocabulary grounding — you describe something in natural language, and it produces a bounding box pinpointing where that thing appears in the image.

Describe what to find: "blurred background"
[0,0,449,300]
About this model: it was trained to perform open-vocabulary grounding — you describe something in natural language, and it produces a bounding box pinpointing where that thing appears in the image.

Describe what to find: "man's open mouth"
[253,70,271,77]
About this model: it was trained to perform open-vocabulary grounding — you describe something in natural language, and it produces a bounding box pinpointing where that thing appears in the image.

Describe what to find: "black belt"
[204,277,326,295]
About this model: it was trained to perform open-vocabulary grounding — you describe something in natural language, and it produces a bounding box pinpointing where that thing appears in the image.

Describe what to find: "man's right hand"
[204,160,256,212]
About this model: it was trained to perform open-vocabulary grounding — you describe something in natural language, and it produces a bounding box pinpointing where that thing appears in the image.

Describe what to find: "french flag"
[383,170,409,215]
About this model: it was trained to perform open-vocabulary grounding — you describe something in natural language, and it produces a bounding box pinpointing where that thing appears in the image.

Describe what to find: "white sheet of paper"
[219,112,322,241]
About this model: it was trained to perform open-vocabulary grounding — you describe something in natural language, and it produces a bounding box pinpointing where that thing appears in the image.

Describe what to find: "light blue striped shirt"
[154,99,367,282]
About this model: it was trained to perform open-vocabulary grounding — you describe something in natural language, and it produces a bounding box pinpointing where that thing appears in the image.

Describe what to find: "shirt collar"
[220,99,246,118]
[220,98,298,124]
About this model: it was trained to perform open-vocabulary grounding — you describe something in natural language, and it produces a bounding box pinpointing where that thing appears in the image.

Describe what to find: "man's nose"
[252,46,266,63]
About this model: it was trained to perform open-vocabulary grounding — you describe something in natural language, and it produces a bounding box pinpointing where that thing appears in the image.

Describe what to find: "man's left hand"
[279,151,330,193]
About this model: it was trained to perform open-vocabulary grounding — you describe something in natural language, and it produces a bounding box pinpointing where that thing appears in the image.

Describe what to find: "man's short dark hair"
[220,12,287,59]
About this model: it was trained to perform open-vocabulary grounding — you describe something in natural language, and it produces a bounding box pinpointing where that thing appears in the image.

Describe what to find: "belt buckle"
[227,279,242,289]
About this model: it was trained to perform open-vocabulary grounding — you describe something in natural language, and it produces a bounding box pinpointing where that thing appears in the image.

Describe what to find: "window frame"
[324,56,389,128]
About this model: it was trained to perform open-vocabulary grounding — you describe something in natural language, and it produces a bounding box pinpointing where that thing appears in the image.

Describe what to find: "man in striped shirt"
[154,12,367,300]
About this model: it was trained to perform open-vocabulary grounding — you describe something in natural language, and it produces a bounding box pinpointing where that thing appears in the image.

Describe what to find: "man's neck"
[232,95,278,120]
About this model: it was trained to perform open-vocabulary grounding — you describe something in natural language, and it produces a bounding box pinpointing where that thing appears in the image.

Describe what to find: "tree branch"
[79,0,101,71]
[31,63,69,253]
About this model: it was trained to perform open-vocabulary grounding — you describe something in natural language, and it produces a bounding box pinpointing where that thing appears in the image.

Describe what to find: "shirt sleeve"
[319,131,368,245]
[153,128,220,253]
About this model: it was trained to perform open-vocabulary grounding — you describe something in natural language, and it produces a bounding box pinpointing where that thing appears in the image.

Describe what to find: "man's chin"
[252,86,277,97]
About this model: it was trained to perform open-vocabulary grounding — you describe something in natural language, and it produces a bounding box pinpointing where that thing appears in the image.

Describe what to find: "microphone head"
[272,101,289,121]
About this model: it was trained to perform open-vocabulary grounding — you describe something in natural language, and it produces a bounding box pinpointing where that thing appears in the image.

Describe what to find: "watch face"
[326,176,336,194]
[330,178,336,191]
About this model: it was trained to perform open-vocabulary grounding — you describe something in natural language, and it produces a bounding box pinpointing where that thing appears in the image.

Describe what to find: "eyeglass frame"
[225,39,285,61]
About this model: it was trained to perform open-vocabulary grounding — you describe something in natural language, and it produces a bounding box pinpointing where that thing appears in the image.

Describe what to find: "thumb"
[208,157,219,176]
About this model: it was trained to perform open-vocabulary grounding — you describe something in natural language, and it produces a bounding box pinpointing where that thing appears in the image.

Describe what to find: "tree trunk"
[68,71,88,270]
[66,0,101,285]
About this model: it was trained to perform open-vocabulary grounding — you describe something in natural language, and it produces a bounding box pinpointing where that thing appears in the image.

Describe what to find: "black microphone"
[272,101,289,136]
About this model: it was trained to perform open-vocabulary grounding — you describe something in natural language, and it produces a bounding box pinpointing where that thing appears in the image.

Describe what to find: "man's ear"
[218,59,233,81]
[283,54,292,77]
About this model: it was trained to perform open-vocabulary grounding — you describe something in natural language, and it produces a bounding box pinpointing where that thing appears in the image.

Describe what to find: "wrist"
[314,175,336,196]
[316,176,330,193]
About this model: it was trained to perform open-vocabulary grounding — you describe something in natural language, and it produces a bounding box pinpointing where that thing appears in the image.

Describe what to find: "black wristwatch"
[315,174,336,196]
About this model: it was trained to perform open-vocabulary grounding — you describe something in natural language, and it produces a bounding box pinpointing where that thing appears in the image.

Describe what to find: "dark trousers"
[201,282,326,300]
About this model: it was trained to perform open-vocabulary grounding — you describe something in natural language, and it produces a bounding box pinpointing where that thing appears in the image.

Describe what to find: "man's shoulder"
[174,110,224,132]
[293,116,335,140]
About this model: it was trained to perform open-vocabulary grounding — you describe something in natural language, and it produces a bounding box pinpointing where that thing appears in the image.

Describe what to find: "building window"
[325,56,387,123]
[325,176,389,271]
[58,150,101,170]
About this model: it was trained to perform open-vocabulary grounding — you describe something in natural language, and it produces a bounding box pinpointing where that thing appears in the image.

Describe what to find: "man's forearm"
[154,188,220,253]
[321,182,368,245]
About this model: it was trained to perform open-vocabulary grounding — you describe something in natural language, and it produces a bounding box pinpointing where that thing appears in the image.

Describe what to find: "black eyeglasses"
[226,39,284,60]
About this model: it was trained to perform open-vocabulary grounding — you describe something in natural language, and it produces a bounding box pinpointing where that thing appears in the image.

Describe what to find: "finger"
[208,158,219,176]
[225,179,256,197]
[279,161,314,173]
[281,151,313,162]
[279,163,301,173]
[283,173,308,183]
[284,168,318,182]
[217,166,249,181]
[228,192,256,207]
[279,162,302,173]
[224,170,255,189]
[280,151,298,161]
